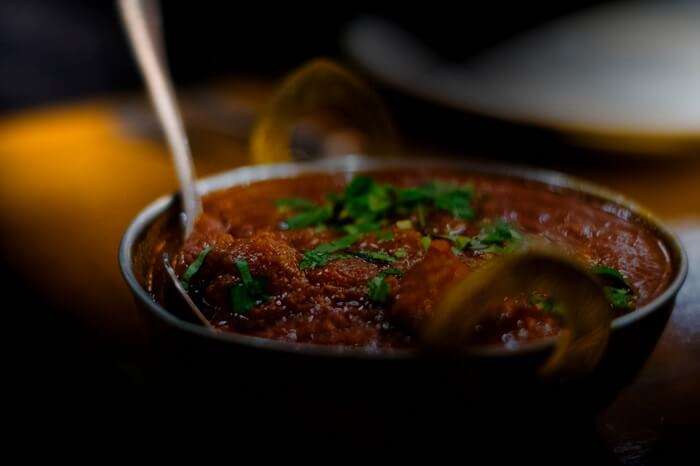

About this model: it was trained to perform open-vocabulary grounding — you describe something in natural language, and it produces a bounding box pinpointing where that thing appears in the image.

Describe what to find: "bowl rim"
[119,155,689,360]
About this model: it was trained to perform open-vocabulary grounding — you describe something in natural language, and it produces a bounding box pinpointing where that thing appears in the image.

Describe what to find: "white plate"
[344,0,700,155]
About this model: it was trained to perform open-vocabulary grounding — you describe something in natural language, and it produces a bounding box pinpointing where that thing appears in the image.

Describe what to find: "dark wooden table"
[0,80,697,461]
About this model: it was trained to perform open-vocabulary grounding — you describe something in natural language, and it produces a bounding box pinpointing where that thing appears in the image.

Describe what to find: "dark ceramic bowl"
[119,155,687,428]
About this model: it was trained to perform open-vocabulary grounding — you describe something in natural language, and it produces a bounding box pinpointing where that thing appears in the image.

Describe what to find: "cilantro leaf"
[281,204,332,230]
[591,264,635,310]
[416,204,427,228]
[351,250,397,263]
[434,187,475,220]
[275,198,318,212]
[469,220,522,253]
[368,275,390,303]
[342,221,382,235]
[367,268,403,303]
[529,292,565,317]
[603,286,634,310]
[230,260,268,315]
[441,234,470,253]
[180,246,211,291]
[397,181,475,220]
[230,283,255,315]
[345,176,374,197]
[299,234,362,269]
[591,265,629,289]
[235,260,254,286]
[375,230,394,242]
[396,185,435,204]
[276,195,333,230]
[341,177,394,225]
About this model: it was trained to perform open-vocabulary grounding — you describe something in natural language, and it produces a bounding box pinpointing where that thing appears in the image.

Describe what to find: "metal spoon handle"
[162,253,214,329]
[118,0,201,237]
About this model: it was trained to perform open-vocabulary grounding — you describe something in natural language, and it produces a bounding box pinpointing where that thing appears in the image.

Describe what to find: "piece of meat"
[390,239,471,332]
[175,230,306,303]
[306,256,379,304]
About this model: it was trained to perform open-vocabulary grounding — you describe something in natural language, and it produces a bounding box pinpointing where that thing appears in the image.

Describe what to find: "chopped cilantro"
[396,185,434,204]
[397,181,475,220]
[342,221,382,235]
[230,260,268,315]
[434,187,475,220]
[527,266,635,315]
[275,198,318,212]
[603,286,634,310]
[393,248,407,259]
[382,268,403,277]
[275,176,481,269]
[368,275,390,303]
[351,250,397,263]
[345,176,373,197]
[375,230,394,242]
[469,220,523,253]
[340,176,393,225]
[281,204,332,230]
[529,292,565,317]
[276,176,476,243]
[230,283,255,314]
[442,234,470,252]
[591,265,628,288]
[592,264,635,310]
[180,246,211,291]
[438,220,522,255]
[299,234,362,269]
[301,239,402,269]
[416,204,427,228]
[276,197,333,230]
[367,268,404,304]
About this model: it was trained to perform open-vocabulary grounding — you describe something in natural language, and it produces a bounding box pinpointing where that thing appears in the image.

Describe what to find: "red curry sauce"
[142,169,673,350]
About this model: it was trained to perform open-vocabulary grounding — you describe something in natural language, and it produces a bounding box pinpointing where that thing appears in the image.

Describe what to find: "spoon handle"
[118,0,201,237]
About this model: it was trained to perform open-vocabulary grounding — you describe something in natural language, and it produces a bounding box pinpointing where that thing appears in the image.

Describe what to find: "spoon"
[251,59,397,163]
[120,0,209,327]
[162,253,214,329]
[118,0,201,238]
[424,248,611,380]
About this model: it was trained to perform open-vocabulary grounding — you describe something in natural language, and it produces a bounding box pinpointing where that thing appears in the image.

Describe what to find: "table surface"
[0,80,697,462]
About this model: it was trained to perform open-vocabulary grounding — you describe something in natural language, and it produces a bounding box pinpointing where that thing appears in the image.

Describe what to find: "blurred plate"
[343,0,700,156]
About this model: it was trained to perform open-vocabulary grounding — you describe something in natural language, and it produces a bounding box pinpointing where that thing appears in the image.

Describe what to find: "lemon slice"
[251,59,396,163]
[424,248,611,380]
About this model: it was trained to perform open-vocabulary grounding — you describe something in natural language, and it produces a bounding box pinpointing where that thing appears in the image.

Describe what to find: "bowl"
[119,155,687,430]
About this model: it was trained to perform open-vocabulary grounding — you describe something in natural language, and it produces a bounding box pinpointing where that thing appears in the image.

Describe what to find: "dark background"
[0,0,608,112]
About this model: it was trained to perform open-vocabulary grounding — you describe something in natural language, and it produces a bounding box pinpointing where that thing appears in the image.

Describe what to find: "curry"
[140,169,673,350]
